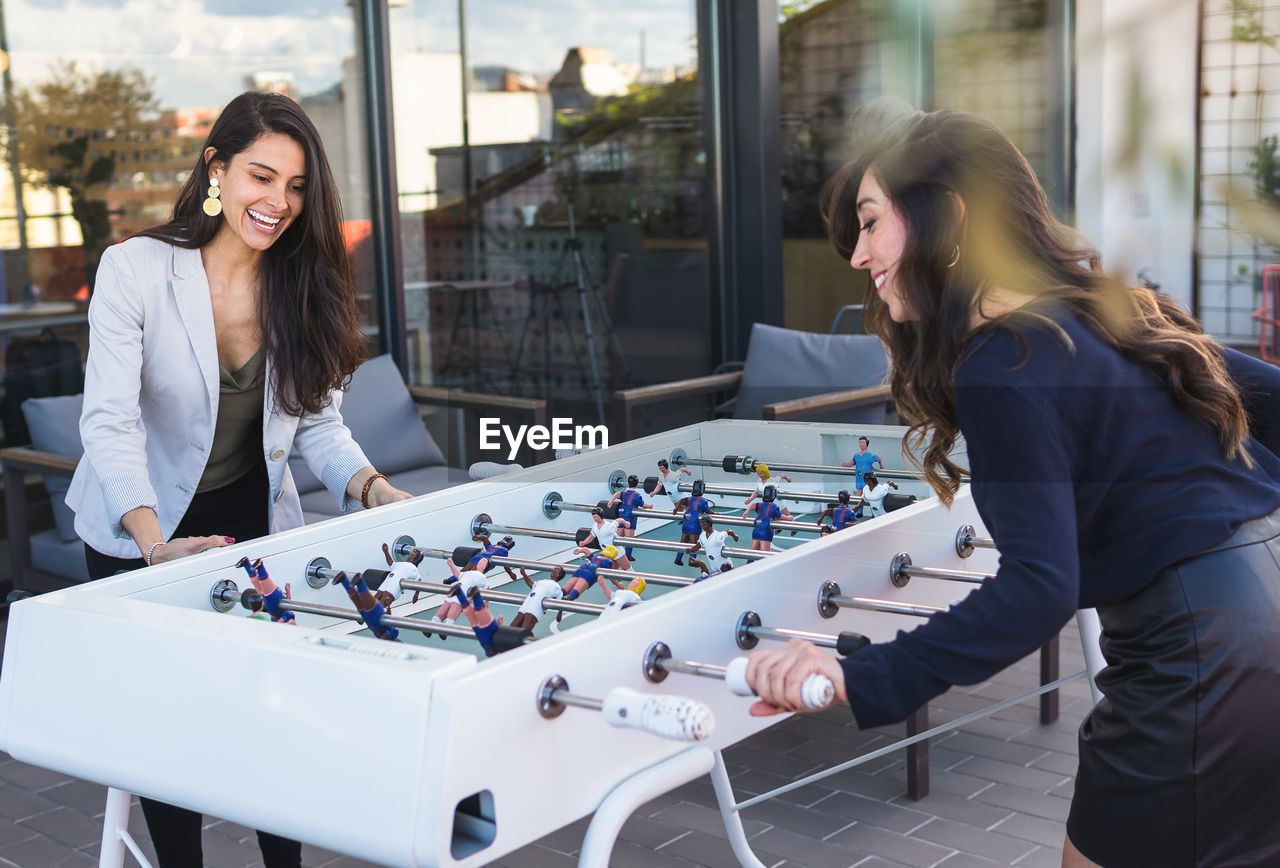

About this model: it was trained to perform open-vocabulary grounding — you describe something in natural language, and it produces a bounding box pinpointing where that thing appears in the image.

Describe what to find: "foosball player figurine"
[331,570,399,641]
[743,485,793,552]
[454,583,498,655]
[649,457,692,506]
[442,580,531,657]
[598,576,647,620]
[236,556,295,624]
[372,543,422,609]
[433,558,493,631]
[816,490,859,533]
[579,508,633,575]
[413,535,510,605]
[428,534,528,607]
[557,547,621,621]
[607,474,651,560]
[468,533,532,588]
[510,571,566,631]
[687,515,739,574]
[468,533,512,571]
[742,463,792,508]
[841,435,883,516]
[671,479,714,565]
[694,561,734,582]
[856,471,899,518]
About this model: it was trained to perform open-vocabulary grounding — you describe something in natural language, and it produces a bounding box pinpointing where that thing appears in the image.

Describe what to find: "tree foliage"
[12,61,161,290]
[1228,0,1277,47]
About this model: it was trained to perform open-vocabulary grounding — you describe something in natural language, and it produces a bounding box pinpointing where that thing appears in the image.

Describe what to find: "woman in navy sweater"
[746,101,1280,867]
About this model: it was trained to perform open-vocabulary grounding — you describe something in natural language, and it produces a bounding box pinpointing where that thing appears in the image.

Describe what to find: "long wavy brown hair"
[821,100,1250,505]
[137,91,364,415]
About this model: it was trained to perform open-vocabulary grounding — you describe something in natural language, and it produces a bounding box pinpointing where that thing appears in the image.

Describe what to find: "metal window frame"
[358,0,407,376]
[700,0,784,368]
[360,0,1074,376]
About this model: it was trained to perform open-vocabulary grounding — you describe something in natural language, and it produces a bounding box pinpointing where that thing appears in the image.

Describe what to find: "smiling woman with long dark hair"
[745,100,1280,867]
[67,90,412,868]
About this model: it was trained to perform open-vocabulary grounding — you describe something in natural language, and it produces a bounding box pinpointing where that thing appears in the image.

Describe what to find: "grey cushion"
[30,530,90,582]
[22,393,85,542]
[735,323,890,424]
[289,355,447,494]
[298,464,471,516]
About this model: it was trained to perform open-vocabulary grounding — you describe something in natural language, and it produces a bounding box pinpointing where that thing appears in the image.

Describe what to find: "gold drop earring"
[203,177,222,217]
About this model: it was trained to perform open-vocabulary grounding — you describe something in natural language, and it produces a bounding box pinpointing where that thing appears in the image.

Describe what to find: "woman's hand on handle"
[744,638,847,716]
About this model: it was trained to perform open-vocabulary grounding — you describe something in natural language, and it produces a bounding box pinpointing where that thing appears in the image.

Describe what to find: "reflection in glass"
[389,0,709,428]
[1,0,372,331]
[778,0,1066,334]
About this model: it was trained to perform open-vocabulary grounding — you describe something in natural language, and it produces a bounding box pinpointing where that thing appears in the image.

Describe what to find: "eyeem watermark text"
[480,418,609,460]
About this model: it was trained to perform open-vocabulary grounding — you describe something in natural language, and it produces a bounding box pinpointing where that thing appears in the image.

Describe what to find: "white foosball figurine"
[598,577,646,621]
[510,579,565,631]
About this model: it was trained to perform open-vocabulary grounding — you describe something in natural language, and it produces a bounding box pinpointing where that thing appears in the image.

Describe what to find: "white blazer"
[68,236,370,558]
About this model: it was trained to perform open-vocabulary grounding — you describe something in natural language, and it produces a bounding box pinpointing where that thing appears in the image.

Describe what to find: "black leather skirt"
[1066,508,1280,867]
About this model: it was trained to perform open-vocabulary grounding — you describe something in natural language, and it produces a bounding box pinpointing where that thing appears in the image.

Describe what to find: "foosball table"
[0,419,1099,867]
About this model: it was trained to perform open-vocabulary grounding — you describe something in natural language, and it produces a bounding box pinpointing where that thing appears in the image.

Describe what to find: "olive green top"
[196,346,266,493]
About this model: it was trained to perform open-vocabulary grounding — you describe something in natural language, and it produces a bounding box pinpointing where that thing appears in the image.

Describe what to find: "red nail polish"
[225,537,235,543]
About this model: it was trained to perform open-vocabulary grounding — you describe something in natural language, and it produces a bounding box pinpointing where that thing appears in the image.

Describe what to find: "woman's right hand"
[744,638,847,716]
[150,534,236,565]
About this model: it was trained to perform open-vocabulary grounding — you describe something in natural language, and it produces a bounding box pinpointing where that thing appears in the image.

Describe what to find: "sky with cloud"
[9,0,698,109]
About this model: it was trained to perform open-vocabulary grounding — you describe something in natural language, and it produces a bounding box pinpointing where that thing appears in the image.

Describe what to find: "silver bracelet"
[146,541,166,567]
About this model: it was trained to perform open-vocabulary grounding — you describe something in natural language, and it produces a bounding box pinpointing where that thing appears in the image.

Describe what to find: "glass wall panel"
[931,1,1060,194]
[777,0,1066,334]
[1,0,372,440]
[1197,1,1280,343]
[778,0,907,333]
[387,0,709,434]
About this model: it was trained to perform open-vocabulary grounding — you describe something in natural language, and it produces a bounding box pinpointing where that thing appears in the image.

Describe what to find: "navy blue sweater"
[841,306,1280,728]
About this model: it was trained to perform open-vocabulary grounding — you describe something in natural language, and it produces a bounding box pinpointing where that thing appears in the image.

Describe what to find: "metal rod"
[679,456,923,482]
[674,481,836,505]
[829,595,944,618]
[954,524,997,558]
[816,580,945,620]
[762,462,922,482]
[549,689,604,712]
[645,641,834,710]
[304,562,608,615]
[662,659,730,680]
[222,581,494,641]
[555,500,823,535]
[413,549,697,587]
[476,523,578,543]
[730,669,1088,812]
[890,552,991,586]
[399,579,606,615]
[900,564,990,585]
[289,600,483,640]
[748,625,844,649]
[479,520,770,558]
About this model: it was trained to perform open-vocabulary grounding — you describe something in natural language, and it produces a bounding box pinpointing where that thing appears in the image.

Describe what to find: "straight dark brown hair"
[137,90,364,415]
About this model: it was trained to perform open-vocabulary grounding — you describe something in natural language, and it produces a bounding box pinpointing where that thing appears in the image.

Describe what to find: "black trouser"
[136,798,301,868]
[84,461,302,868]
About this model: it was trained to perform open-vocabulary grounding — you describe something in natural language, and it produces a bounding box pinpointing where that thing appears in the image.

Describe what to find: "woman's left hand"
[367,476,413,507]
[744,638,847,716]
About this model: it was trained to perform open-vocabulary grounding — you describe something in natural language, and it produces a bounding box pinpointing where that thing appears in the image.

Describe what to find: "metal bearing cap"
[608,469,627,493]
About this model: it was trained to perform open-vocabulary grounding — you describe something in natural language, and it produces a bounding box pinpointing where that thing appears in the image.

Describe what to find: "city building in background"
[0,0,1264,445]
